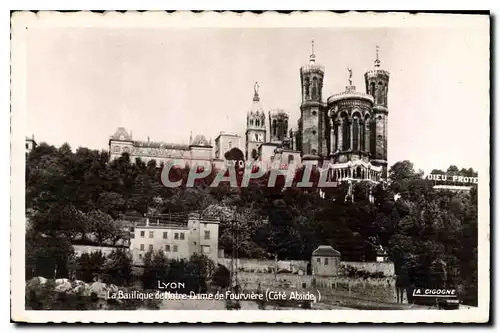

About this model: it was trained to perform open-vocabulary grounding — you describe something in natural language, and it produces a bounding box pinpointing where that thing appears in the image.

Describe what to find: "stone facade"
[107,45,389,183]
[26,135,37,155]
[108,127,212,168]
[214,132,242,160]
[296,45,390,180]
[245,84,267,161]
[129,213,219,265]
[311,245,341,276]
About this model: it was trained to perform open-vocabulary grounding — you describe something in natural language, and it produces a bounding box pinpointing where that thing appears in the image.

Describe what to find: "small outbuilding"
[311,245,341,276]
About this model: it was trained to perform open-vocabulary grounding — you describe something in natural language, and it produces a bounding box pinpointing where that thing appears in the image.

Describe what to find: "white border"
[10,11,490,323]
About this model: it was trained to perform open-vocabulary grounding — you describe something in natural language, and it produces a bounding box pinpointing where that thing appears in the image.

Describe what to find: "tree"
[86,210,122,245]
[76,251,106,282]
[103,249,132,286]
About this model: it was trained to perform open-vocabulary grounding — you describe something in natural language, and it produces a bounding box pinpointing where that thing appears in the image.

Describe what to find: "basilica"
[108,43,389,183]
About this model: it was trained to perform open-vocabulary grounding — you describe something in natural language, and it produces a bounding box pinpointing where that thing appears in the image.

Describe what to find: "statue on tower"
[253,81,260,101]
[347,68,353,86]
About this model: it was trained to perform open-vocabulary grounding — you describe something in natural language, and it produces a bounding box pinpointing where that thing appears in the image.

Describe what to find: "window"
[202,245,210,254]
[304,77,310,98]
[149,231,154,238]
[174,233,179,240]
[25,143,29,149]
[165,245,170,252]
[180,233,185,240]
[316,258,320,263]
[256,119,260,126]
[130,233,135,239]
[360,122,365,151]
[352,119,359,151]
[324,258,329,265]
[163,232,168,239]
[148,244,153,251]
[139,253,143,259]
[204,231,210,240]
[140,244,144,251]
[302,282,307,289]
[287,155,294,164]
[140,231,145,238]
[173,245,178,252]
[312,110,317,116]
[228,141,232,149]
[312,77,318,99]
[342,119,350,150]
[114,146,120,153]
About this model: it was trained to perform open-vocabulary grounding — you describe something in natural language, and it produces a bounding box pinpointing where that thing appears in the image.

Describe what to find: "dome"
[110,127,132,141]
[269,109,289,119]
[191,134,210,146]
[327,85,374,105]
[300,41,324,74]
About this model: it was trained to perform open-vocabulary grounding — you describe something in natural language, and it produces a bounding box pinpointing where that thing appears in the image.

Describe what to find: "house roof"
[312,245,341,257]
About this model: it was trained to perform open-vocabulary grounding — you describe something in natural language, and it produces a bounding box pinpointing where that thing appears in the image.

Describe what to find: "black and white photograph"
[10,11,490,323]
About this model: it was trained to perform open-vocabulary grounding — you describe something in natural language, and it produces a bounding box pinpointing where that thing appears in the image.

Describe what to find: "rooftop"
[312,245,341,257]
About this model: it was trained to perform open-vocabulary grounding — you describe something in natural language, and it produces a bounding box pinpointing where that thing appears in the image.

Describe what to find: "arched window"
[256,119,260,127]
[304,77,310,99]
[370,82,375,96]
[342,118,350,150]
[312,77,318,99]
[352,119,359,151]
[370,120,377,154]
[250,119,254,126]
[360,121,365,152]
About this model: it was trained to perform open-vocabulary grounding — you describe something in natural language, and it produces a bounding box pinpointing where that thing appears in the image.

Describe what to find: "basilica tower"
[268,109,289,144]
[245,82,266,160]
[364,46,390,179]
[299,41,326,157]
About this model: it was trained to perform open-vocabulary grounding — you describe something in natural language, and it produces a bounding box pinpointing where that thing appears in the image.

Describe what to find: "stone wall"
[218,258,394,277]
[341,261,395,276]
[73,245,125,257]
[236,271,396,303]
[217,258,308,274]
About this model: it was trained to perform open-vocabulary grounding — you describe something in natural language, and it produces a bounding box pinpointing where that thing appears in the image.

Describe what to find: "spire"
[374,45,381,68]
[253,81,260,102]
[309,40,316,63]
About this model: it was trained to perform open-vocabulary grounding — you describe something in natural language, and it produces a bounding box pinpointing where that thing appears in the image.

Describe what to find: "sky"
[24,22,489,173]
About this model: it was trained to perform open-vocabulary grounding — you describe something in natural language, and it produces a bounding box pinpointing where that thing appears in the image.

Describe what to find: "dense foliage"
[26,143,478,305]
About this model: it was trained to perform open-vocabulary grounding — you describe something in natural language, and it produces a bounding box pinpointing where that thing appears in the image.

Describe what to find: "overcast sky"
[25,22,489,172]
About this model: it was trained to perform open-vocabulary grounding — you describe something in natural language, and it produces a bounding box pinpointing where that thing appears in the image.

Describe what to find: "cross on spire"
[309,40,316,63]
[375,45,381,68]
